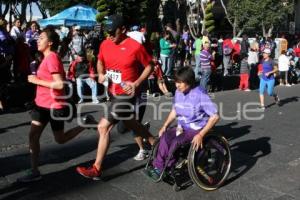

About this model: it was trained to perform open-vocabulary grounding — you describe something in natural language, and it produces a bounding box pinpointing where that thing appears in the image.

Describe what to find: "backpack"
[223,45,233,56]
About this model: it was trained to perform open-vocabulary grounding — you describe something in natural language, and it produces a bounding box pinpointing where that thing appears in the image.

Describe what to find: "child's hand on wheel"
[192,133,204,151]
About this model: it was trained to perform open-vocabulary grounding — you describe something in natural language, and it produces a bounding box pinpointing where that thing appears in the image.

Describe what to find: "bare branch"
[219,0,233,26]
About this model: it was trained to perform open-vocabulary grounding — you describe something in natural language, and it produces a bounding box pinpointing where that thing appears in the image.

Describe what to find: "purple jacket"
[174,86,218,131]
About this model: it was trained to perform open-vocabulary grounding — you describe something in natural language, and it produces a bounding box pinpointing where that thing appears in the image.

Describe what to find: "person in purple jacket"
[147,67,220,180]
[25,21,40,57]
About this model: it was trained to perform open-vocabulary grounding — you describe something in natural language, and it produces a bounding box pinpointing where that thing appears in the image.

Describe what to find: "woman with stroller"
[146,67,219,180]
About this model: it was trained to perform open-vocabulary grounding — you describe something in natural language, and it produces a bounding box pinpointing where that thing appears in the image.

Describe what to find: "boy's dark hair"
[42,25,60,51]
[175,67,196,87]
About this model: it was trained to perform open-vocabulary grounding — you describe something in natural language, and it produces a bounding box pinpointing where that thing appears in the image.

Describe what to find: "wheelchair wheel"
[187,134,231,191]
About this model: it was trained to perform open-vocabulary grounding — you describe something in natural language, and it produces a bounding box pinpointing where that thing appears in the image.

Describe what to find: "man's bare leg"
[94,118,114,170]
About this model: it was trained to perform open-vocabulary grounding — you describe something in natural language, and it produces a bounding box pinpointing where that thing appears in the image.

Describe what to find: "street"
[0,84,300,200]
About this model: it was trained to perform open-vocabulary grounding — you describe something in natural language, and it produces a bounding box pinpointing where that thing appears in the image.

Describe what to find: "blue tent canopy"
[38,4,98,28]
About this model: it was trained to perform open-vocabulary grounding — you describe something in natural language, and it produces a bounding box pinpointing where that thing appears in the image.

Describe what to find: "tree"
[40,0,97,16]
[0,0,48,27]
[220,0,294,37]
[95,0,155,26]
[203,1,215,33]
[226,0,258,37]
[254,0,293,37]
[95,0,110,22]
[186,0,216,39]
[186,0,202,39]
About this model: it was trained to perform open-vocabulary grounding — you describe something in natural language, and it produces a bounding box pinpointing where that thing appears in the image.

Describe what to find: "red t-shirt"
[223,39,234,49]
[98,37,152,95]
[294,47,300,57]
[233,43,241,55]
[35,52,66,109]
[258,63,263,73]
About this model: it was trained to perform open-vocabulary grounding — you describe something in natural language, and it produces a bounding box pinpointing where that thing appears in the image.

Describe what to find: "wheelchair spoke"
[187,134,231,190]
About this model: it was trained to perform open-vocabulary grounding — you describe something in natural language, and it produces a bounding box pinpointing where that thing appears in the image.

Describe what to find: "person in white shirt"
[10,18,23,40]
[126,25,145,44]
[278,50,291,86]
[248,47,259,89]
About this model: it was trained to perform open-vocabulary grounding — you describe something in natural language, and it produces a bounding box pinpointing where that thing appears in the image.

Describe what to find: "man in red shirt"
[76,15,156,179]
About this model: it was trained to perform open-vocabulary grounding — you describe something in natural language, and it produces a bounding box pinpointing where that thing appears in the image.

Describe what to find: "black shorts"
[279,71,288,80]
[105,95,137,124]
[31,105,65,131]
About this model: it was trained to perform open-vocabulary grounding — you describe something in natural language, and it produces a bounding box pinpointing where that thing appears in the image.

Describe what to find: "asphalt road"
[0,84,300,200]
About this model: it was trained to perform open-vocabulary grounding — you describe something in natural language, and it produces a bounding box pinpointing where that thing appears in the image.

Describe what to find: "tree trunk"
[237,29,244,37]
[176,18,181,34]
[201,1,206,34]
[29,3,33,22]
[2,3,9,17]
[233,16,237,37]
[187,0,202,40]
[35,1,48,19]
[267,25,274,37]
[20,1,27,23]
[219,0,233,27]
[9,3,12,30]
[262,21,266,38]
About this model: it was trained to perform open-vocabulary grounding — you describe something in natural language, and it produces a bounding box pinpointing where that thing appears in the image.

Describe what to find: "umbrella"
[38,4,98,28]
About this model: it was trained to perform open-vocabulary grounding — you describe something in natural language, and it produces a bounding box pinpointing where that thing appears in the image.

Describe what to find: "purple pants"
[152,127,199,170]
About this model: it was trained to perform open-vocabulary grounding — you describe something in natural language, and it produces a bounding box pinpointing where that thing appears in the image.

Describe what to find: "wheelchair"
[144,132,231,191]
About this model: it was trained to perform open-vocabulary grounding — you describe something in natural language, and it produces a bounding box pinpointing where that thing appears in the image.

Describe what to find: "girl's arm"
[28,73,64,90]
[158,108,177,137]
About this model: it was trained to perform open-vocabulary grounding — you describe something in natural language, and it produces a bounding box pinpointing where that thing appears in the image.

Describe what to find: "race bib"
[106,70,122,84]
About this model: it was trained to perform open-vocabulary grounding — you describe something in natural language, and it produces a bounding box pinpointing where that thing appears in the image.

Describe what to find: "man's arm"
[96,59,106,84]
[123,62,154,95]
[133,62,154,88]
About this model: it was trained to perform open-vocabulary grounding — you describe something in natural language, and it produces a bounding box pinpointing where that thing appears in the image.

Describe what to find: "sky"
[1,3,44,21]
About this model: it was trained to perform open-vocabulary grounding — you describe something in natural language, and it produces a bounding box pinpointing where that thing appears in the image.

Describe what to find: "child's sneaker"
[146,167,162,181]
[17,169,42,183]
[244,89,251,92]
[258,105,265,110]
[134,149,148,161]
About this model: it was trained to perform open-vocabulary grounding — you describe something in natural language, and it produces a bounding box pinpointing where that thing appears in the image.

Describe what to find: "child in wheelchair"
[145,67,220,181]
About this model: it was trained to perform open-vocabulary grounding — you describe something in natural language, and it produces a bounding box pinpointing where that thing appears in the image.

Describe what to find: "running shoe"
[134,149,149,161]
[92,100,100,104]
[258,105,265,110]
[164,92,173,97]
[82,114,98,125]
[145,167,162,181]
[76,165,102,180]
[78,99,84,104]
[274,95,281,104]
[17,169,42,183]
[144,121,150,131]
